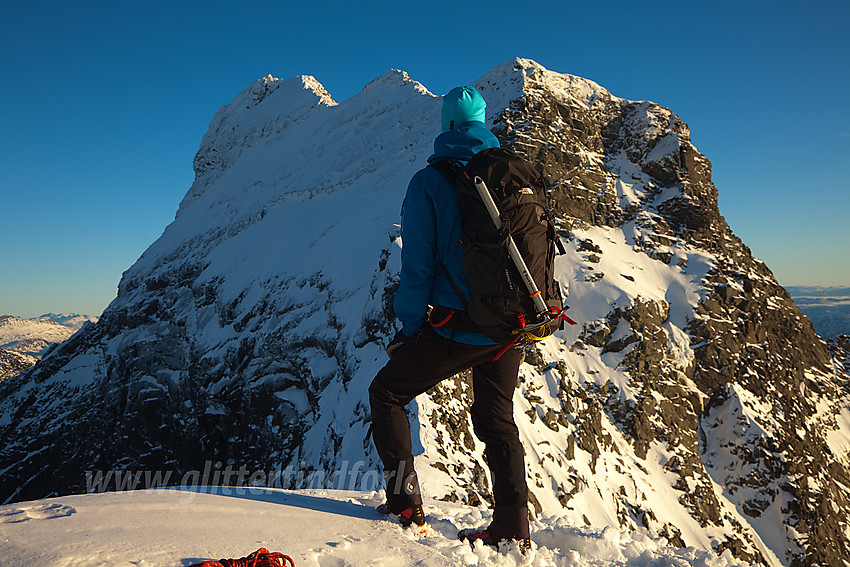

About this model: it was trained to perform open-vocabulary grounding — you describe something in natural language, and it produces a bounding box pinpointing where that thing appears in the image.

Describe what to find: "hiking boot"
[376,501,426,529]
[458,527,531,554]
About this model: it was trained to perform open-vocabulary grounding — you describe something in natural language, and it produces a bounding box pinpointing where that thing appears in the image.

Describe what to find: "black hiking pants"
[369,325,529,539]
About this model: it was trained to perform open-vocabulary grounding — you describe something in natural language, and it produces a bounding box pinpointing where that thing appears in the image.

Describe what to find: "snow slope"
[0,488,745,567]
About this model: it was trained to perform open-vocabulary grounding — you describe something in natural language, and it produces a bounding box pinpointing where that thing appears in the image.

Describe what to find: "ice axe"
[472,175,576,334]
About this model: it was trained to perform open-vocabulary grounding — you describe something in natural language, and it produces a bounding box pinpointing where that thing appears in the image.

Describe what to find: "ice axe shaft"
[473,176,549,317]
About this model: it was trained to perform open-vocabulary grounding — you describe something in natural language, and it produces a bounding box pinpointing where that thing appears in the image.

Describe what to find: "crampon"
[458,527,531,554]
[376,502,429,535]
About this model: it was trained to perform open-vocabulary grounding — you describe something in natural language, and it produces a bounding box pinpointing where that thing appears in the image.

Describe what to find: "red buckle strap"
[561,313,578,326]
[493,333,523,361]
[550,306,578,326]
[429,308,455,328]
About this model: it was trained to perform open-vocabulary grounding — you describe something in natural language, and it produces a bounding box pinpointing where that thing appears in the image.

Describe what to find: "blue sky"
[2,0,848,318]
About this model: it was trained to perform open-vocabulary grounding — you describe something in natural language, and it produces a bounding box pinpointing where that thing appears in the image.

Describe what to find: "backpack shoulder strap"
[428,159,462,186]
[427,159,469,309]
[437,259,468,309]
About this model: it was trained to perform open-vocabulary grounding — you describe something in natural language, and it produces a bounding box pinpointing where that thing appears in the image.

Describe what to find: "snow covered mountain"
[0,313,97,381]
[0,313,98,356]
[1,59,848,566]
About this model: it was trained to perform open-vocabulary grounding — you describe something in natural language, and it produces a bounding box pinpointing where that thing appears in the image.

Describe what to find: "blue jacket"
[394,121,499,345]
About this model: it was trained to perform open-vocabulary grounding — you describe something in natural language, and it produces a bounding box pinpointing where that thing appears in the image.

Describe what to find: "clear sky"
[2,0,848,318]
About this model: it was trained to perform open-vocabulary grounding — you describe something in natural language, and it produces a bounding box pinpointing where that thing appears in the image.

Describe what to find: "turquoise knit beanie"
[441,86,487,132]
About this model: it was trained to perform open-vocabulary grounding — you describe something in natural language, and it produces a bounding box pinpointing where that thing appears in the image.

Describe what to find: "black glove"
[386,330,415,359]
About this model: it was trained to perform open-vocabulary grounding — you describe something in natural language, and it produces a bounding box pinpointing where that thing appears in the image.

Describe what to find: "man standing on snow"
[369,86,531,552]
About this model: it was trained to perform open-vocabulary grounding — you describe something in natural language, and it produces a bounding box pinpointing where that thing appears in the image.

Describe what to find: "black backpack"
[430,147,571,345]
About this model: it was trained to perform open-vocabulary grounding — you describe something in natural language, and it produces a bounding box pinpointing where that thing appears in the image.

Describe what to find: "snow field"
[0,488,747,567]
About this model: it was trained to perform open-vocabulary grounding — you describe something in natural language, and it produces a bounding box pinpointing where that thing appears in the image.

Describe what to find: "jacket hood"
[427,122,500,163]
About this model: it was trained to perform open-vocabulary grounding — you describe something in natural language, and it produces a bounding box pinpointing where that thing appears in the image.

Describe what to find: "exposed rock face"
[0,59,847,566]
[0,348,38,383]
[479,61,850,566]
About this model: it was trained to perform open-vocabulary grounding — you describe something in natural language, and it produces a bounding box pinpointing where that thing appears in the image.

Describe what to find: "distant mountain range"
[786,286,850,339]
[0,314,98,381]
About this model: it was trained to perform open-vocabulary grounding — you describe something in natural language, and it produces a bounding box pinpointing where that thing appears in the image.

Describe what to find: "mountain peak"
[361,69,433,97]
[185,73,338,207]
[476,58,616,112]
